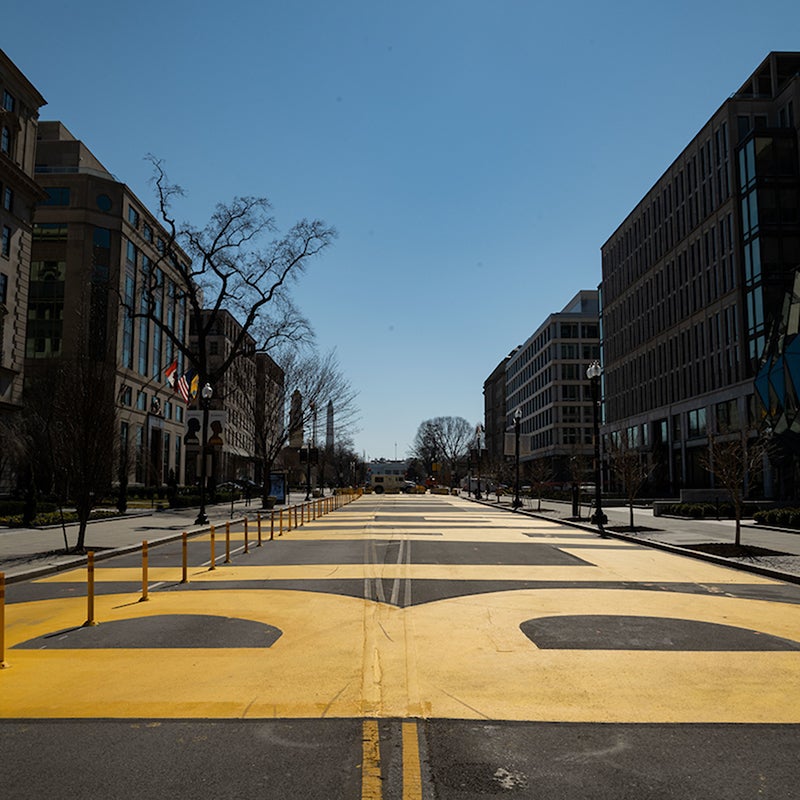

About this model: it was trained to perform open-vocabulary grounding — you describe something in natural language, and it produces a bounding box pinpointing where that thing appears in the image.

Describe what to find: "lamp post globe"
[586,361,607,532]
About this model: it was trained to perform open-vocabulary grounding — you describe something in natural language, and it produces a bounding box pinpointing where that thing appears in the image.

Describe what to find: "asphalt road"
[2,493,799,798]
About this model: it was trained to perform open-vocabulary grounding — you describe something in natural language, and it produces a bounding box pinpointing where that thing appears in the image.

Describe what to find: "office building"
[0,49,46,421]
[600,52,800,497]
[32,121,191,487]
[482,350,516,463]
[504,290,600,483]
[185,308,261,486]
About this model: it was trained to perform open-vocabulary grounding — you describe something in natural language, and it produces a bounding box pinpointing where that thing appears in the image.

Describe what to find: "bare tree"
[410,420,441,480]
[327,438,362,488]
[0,413,25,493]
[700,429,770,547]
[566,448,589,517]
[607,429,652,530]
[131,157,336,394]
[527,457,554,512]
[411,417,472,488]
[22,358,118,552]
[241,346,358,508]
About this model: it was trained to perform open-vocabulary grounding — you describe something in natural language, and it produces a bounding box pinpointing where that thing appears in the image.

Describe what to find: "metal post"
[84,552,97,626]
[305,445,312,501]
[209,525,216,570]
[181,532,188,583]
[587,361,608,533]
[225,521,231,563]
[513,410,522,510]
[244,517,249,553]
[0,573,8,669]
[140,540,149,602]
[195,384,213,526]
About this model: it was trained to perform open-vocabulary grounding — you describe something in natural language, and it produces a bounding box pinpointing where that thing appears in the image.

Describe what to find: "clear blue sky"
[6,1,800,460]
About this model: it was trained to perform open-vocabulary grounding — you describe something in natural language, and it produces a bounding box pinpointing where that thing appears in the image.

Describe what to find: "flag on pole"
[165,359,178,388]
[177,368,197,403]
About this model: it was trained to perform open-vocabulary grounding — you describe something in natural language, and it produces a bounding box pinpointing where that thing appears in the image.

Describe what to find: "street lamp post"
[194,382,213,526]
[586,361,608,532]
[513,408,522,510]
[304,440,312,501]
[475,423,483,499]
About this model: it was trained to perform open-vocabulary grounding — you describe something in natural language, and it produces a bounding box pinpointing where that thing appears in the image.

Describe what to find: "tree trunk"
[74,516,89,553]
[261,459,274,509]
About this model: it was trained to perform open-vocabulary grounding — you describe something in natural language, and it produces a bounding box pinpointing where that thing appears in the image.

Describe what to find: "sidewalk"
[0,497,282,582]
[475,494,800,585]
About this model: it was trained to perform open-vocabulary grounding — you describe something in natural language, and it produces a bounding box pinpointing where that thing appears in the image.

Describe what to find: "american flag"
[176,369,196,403]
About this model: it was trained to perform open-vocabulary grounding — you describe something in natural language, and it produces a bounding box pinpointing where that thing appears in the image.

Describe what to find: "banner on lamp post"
[504,433,532,457]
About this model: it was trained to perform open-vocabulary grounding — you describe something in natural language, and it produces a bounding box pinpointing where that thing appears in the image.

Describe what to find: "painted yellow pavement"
[33,558,780,585]
[2,496,800,722]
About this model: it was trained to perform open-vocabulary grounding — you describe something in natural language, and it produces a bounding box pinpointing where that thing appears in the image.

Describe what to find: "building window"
[687,408,707,438]
[0,271,7,304]
[143,224,153,242]
[40,187,70,206]
[128,206,140,228]
[716,399,739,431]
[26,261,66,358]
[136,391,147,411]
[3,187,12,212]
[2,91,14,112]
[32,222,68,240]
[1,226,10,257]
[1,127,11,154]
[135,426,144,483]
[96,194,112,212]
[560,323,579,338]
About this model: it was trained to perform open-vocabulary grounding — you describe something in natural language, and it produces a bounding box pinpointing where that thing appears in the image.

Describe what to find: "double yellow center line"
[362,719,423,799]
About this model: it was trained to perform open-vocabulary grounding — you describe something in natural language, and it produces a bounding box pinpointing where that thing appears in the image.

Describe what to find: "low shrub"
[755,507,800,529]
[0,509,121,527]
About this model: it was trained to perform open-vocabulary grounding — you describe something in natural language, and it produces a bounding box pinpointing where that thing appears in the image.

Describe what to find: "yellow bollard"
[140,540,149,602]
[0,572,8,669]
[181,532,188,584]
[244,517,249,554]
[225,520,231,563]
[257,514,262,547]
[84,551,98,626]
[270,509,275,540]
[279,508,284,536]
[210,525,216,570]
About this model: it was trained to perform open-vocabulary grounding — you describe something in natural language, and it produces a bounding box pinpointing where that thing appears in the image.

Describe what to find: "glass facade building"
[601,52,800,498]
